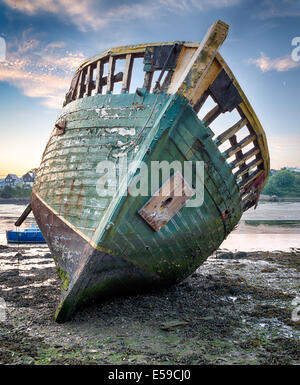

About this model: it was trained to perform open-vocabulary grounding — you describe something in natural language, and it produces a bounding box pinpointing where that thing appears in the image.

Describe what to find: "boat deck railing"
[63,41,184,105]
[62,21,270,212]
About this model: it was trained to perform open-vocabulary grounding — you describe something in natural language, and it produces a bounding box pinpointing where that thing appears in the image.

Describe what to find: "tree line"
[262,169,300,197]
[0,185,32,199]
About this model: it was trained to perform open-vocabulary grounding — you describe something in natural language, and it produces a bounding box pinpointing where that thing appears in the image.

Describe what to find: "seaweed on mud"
[0,246,299,365]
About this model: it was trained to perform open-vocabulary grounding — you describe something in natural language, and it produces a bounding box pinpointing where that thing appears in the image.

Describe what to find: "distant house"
[22,171,36,187]
[4,174,22,187]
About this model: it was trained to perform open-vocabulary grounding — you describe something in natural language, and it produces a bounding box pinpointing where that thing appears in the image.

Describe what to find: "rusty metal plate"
[138,171,194,232]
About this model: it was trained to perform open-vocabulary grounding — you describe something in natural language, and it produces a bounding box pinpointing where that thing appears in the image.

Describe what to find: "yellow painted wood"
[189,59,222,106]
[173,20,229,100]
[167,46,198,94]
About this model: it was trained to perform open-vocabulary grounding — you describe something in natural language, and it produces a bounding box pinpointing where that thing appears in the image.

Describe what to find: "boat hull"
[26,23,270,322]
[31,192,163,322]
[31,92,242,322]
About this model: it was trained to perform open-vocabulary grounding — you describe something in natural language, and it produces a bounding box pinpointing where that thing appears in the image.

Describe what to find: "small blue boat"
[6,224,46,244]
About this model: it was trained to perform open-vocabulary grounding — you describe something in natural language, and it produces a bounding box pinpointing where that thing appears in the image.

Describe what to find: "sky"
[0,0,299,177]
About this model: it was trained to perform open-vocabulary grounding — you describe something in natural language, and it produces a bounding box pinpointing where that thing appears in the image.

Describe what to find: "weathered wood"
[121,54,134,93]
[190,59,222,107]
[95,60,104,94]
[161,70,174,92]
[15,203,32,227]
[138,171,194,232]
[75,71,83,99]
[106,56,116,93]
[239,169,264,189]
[167,46,197,94]
[215,118,248,146]
[143,71,154,92]
[216,53,270,180]
[193,90,209,114]
[53,119,66,136]
[209,69,243,113]
[175,20,229,99]
[153,44,178,92]
[202,104,222,125]
[63,71,81,106]
[229,147,260,168]
[78,68,87,98]
[85,65,93,96]
[234,158,263,178]
[223,134,256,159]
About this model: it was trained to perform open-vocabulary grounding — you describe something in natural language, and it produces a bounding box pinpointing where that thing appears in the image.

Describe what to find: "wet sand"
[0,244,299,365]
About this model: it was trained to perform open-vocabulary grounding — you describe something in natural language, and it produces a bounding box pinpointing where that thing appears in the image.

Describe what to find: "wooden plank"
[229,136,245,168]
[222,134,256,159]
[193,90,209,114]
[167,47,197,94]
[215,118,248,146]
[238,169,264,189]
[121,54,134,93]
[202,105,222,125]
[106,56,116,93]
[75,71,83,99]
[143,71,154,92]
[234,158,263,178]
[85,65,93,96]
[174,20,229,100]
[15,203,32,227]
[63,71,81,106]
[161,70,174,92]
[138,171,194,232]
[229,147,260,168]
[78,67,87,98]
[190,59,222,107]
[95,60,104,94]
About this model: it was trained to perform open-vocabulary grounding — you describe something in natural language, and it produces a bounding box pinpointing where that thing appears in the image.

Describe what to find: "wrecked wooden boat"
[18,20,270,322]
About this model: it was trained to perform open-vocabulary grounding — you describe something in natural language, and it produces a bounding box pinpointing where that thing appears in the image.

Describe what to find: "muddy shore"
[0,245,299,365]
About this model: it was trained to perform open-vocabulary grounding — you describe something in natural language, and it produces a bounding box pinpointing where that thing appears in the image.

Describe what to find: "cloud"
[3,0,242,32]
[257,0,300,20]
[248,52,300,72]
[0,0,244,108]
[0,30,85,109]
[191,0,242,9]
[3,0,108,31]
[268,135,300,169]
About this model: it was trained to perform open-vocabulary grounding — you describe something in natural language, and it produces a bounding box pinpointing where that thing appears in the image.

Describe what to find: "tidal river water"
[0,202,299,251]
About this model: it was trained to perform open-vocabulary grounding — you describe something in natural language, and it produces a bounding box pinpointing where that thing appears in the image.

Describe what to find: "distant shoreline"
[259,194,300,202]
[0,198,30,205]
[0,196,299,205]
